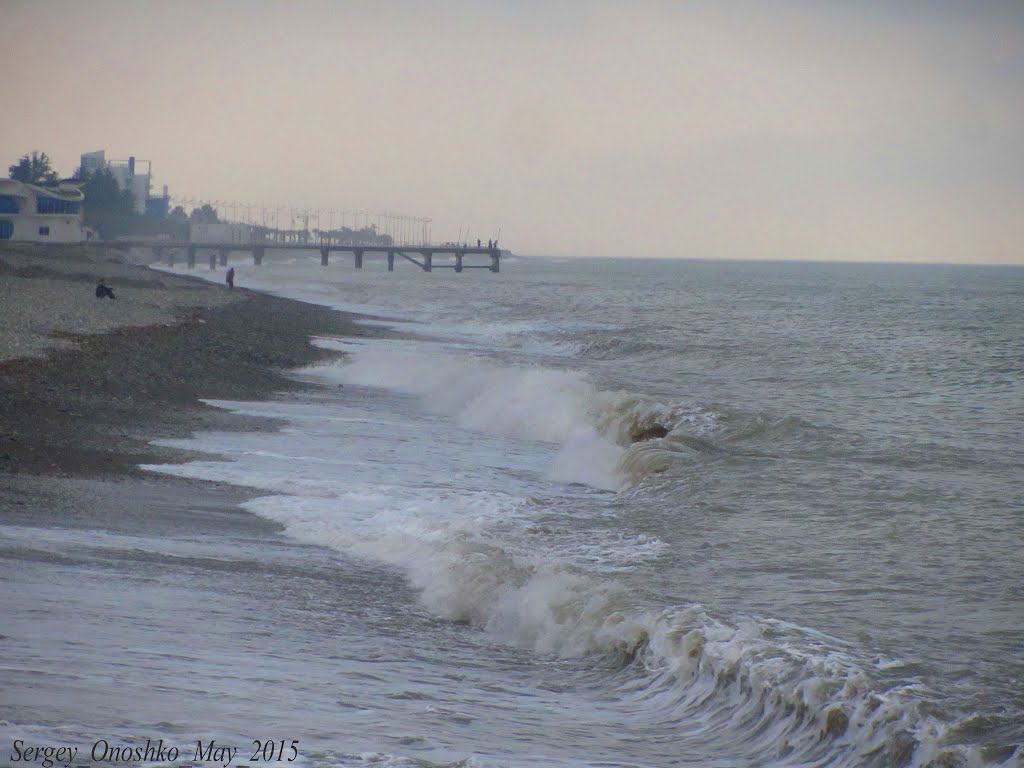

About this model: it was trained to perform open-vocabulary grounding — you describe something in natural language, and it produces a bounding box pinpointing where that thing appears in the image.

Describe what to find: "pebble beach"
[0,243,378,477]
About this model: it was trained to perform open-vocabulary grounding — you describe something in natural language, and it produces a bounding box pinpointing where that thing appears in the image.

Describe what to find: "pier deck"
[86,240,501,273]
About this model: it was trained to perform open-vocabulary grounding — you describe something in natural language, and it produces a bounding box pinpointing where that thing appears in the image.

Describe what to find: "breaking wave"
[309,341,730,489]
[136,341,1021,767]
[239,482,1002,768]
[309,339,835,489]
[141,258,1023,768]
[278,343,1020,766]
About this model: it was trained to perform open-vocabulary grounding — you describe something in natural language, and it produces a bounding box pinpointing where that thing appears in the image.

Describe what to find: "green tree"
[9,151,60,186]
[189,204,219,224]
[77,166,137,239]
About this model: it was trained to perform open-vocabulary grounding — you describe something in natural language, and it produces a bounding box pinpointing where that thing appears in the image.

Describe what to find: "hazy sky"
[4,0,1023,263]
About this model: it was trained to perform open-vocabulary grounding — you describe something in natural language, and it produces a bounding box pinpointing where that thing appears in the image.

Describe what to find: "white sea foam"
[229,481,964,768]
[236,487,640,656]
[308,340,627,490]
[0,524,272,563]
[143,390,669,659]
[137,333,994,768]
[308,339,725,488]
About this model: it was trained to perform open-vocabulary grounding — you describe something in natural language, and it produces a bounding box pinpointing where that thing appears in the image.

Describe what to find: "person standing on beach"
[225,267,235,289]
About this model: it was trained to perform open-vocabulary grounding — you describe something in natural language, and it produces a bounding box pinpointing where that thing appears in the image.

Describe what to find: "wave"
[309,341,729,489]
[312,340,855,487]
[140,356,1017,765]
[313,342,823,487]
[236,484,1004,768]
[568,333,670,361]
[140,263,1023,767]
[714,410,824,442]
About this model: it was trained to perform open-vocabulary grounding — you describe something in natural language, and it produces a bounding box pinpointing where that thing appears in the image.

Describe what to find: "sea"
[2,254,1022,768]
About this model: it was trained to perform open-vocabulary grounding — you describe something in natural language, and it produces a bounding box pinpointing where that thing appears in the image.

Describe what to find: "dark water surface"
[3,257,1021,767]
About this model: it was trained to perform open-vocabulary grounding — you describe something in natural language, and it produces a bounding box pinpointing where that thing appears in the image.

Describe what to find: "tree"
[9,151,60,186]
[77,166,137,239]
[190,204,219,224]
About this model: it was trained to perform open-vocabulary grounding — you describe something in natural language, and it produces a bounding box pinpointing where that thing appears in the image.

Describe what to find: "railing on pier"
[86,239,501,273]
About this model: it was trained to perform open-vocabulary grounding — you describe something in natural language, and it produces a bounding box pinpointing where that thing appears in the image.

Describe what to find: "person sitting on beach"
[95,279,115,299]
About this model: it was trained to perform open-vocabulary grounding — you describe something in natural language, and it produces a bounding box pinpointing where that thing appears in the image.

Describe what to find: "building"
[190,220,252,245]
[0,178,86,242]
[145,185,171,218]
[109,157,150,215]
[79,149,106,177]
[80,150,155,215]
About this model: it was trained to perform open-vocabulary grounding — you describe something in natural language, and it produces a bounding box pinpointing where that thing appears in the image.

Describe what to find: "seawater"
[2,255,1022,767]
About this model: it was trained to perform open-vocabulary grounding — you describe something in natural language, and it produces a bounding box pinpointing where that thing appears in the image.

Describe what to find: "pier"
[89,239,501,273]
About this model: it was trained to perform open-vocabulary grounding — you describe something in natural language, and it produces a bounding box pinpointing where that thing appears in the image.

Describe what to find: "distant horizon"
[513,251,1024,267]
[4,1,1023,265]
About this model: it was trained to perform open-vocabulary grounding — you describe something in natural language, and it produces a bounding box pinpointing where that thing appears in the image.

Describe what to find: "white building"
[80,150,152,215]
[0,178,86,243]
[190,221,252,244]
[80,149,106,177]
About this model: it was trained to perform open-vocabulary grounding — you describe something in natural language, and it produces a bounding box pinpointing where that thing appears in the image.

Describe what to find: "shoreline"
[0,244,453,765]
[0,244,393,479]
[0,244,406,752]
[0,245,399,632]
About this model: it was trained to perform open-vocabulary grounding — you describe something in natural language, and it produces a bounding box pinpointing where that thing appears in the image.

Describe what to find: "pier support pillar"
[387,250,395,271]
[218,248,229,266]
[354,249,364,269]
[424,252,433,272]
[254,245,265,265]
[320,246,329,266]
[209,252,217,270]
[490,251,500,273]
[455,252,463,273]
[187,245,197,269]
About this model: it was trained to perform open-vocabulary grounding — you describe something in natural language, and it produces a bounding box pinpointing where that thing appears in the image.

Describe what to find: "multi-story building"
[80,150,155,215]
[79,149,106,177]
[0,179,86,242]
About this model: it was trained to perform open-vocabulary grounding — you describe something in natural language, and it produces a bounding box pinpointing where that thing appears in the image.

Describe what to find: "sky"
[3,0,1023,263]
